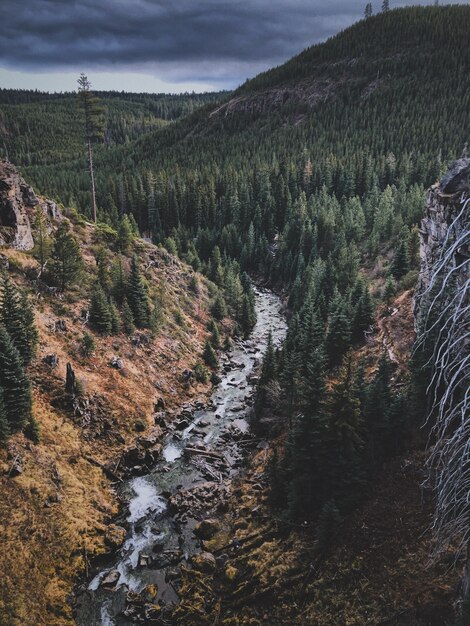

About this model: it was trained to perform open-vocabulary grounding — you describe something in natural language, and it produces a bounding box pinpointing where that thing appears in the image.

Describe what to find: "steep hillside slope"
[19,6,470,216]
[0,89,225,170]
[0,161,220,626]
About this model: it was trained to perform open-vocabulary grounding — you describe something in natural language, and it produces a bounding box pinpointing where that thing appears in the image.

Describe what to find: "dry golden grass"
[0,226,215,625]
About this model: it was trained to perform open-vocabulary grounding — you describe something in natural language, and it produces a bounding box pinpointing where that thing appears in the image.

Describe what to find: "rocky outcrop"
[415,158,470,309]
[0,160,60,250]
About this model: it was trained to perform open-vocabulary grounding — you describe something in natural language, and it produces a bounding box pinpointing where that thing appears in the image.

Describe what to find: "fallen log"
[184,447,226,461]
[83,454,123,482]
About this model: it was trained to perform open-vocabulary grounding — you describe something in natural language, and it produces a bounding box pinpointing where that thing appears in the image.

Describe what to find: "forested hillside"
[0,4,469,625]
[0,89,226,167]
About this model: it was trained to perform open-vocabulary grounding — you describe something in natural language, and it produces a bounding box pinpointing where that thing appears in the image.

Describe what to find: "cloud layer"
[0,0,464,91]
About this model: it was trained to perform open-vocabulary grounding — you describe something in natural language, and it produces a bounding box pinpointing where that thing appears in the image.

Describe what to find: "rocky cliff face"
[416,158,470,312]
[0,160,60,250]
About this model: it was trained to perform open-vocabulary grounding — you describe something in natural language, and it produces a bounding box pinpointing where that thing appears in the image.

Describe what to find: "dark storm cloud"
[0,0,451,86]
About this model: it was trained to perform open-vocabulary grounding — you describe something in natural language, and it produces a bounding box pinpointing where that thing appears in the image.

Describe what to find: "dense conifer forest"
[0,4,469,624]
[2,5,469,520]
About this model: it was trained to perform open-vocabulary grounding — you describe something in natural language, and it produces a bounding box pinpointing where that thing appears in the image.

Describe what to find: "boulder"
[101,569,121,589]
[109,356,124,370]
[105,525,127,550]
[440,157,470,194]
[193,518,220,540]
[154,397,165,411]
[191,551,216,573]
[43,353,59,368]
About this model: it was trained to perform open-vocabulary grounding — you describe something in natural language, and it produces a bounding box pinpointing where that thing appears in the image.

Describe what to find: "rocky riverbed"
[74,287,287,626]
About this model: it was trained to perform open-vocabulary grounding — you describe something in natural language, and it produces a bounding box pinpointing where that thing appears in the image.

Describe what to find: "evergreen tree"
[0,326,32,431]
[383,276,397,304]
[95,246,111,292]
[324,353,365,508]
[352,288,375,343]
[0,275,38,364]
[240,293,256,337]
[110,256,128,304]
[326,293,351,366]
[80,332,96,357]
[127,255,150,327]
[363,353,393,470]
[364,3,373,18]
[391,229,409,280]
[121,297,135,335]
[211,293,227,321]
[207,318,221,348]
[203,339,218,368]
[382,0,390,11]
[49,221,83,291]
[117,214,134,253]
[0,388,10,444]
[77,73,105,222]
[89,283,112,334]
[33,206,52,268]
[109,298,122,334]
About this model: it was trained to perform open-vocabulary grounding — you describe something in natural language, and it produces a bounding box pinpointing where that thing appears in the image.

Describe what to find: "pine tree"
[0,326,32,431]
[49,221,83,291]
[33,206,52,269]
[110,256,128,304]
[363,353,393,470]
[121,297,135,335]
[208,318,221,348]
[89,283,112,334]
[77,73,104,222]
[80,332,95,357]
[211,293,227,321]
[352,288,374,343]
[0,388,10,444]
[391,230,409,280]
[324,353,365,508]
[382,0,390,11]
[383,276,396,304]
[240,293,256,337]
[117,214,134,253]
[127,255,150,327]
[203,339,218,368]
[326,293,351,366]
[364,3,373,18]
[95,246,111,292]
[109,298,122,334]
[0,275,38,364]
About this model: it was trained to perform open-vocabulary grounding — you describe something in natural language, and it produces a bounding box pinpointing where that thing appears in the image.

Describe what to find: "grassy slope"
[0,207,219,625]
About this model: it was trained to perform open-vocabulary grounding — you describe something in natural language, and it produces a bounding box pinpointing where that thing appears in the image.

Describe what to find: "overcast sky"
[0,0,467,93]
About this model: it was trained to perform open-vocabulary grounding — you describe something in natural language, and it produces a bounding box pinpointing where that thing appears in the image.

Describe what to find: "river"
[74,287,287,626]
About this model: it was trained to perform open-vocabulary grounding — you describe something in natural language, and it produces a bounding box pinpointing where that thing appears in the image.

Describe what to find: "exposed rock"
[154,411,166,427]
[154,397,165,411]
[194,518,220,540]
[416,159,470,302]
[43,354,59,368]
[65,362,77,396]
[104,525,127,550]
[191,551,216,573]
[101,569,121,589]
[440,157,470,194]
[132,333,151,347]
[109,356,124,370]
[0,160,58,250]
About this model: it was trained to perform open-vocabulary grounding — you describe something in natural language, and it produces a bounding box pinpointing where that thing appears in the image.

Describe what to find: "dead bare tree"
[414,193,470,582]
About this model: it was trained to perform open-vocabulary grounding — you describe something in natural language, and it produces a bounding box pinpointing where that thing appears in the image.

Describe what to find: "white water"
[89,476,167,593]
[78,287,288,626]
